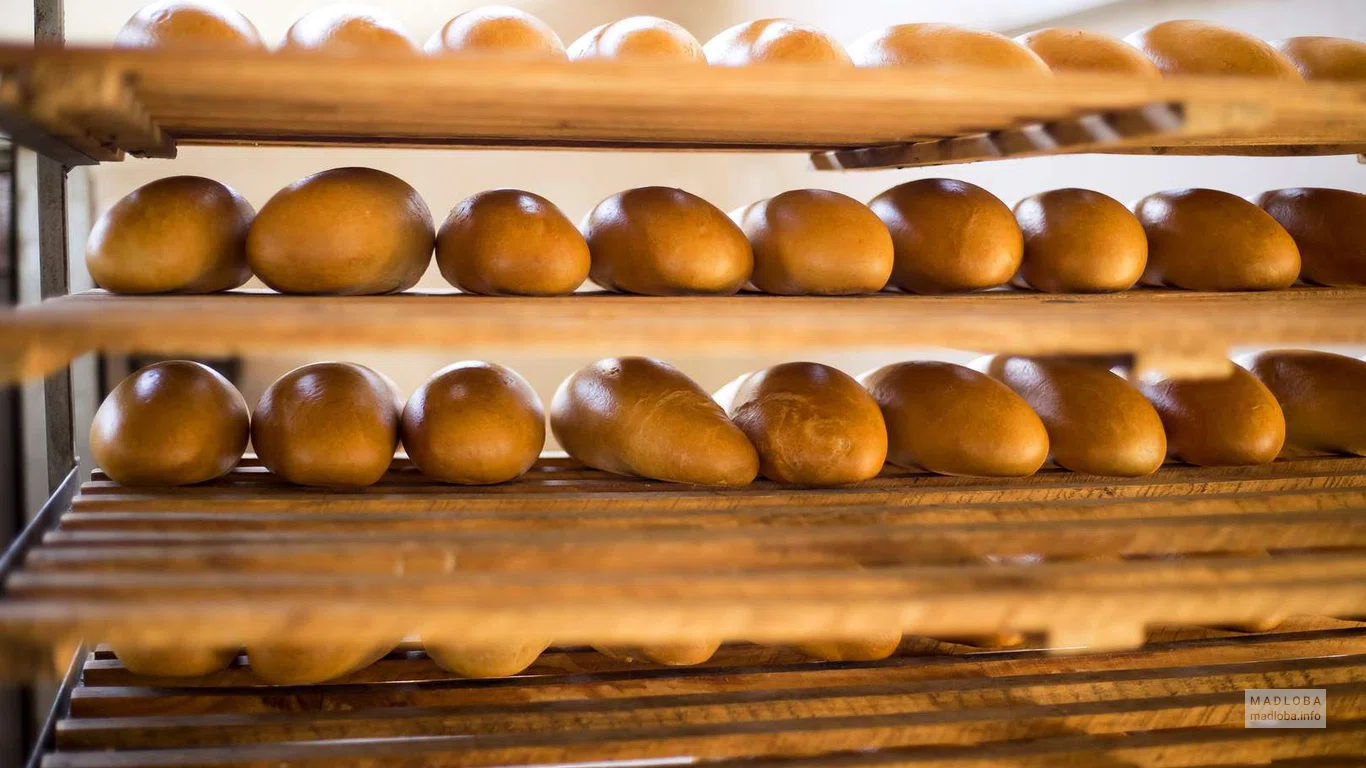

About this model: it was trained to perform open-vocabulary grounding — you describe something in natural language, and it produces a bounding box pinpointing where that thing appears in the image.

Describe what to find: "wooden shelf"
[0,46,1364,166]
[5,288,1366,382]
[3,455,1366,674]
[30,619,1366,767]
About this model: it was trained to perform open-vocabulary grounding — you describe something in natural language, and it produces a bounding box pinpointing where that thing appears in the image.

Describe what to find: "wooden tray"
[1,46,1364,167]
[32,618,1366,767]
[7,287,1366,383]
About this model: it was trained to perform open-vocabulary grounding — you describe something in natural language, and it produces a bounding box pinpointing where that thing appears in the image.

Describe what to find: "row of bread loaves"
[87,172,1366,296]
[117,2,1366,81]
[91,350,1366,490]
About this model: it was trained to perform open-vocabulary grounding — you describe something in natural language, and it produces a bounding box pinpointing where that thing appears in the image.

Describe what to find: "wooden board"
[0,46,1364,165]
[8,288,1366,383]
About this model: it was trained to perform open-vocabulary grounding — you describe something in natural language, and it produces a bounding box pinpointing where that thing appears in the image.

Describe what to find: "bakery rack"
[5,2,1366,765]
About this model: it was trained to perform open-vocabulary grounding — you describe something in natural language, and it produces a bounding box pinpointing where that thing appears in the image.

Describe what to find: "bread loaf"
[1239,350,1366,456]
[115,1,264,50]
[1257,187,1366,286]
[423,640,549,677]
[550,357,759,486]
[247,167,434,295]
[1136,365,1285,466]
[721,362,887,485]
[978,356,1166,477]
[860,361,1048,477]
[91,361,249,486]
[793,633,901,662]
[112,645,239,678]
[870,179,1022,294]
[426,6,565,57]
[583,187,752,295]
[436,189,589,295]
[733,189,892,295]
[246,643,395,684]
[1125,20,1301,78]
[1013,188,1147,293]
[568,16,704,62]
[87,176,253,295]
[1136,189,1300,291]
[850,23,1050,73]
[280,5,419,55]
[594,641,720,666]
[704,19,851,66]
[1272,37,1366,81]
[1014,28,1161,76]
[402,361,545,484]
[252,362,401,487]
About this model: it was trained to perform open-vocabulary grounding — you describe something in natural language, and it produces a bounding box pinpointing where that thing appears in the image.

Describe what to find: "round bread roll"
[115,1,265,50]
[87,176,253,295]
[1124,20,1301,78]
[568,16,704,63]
[583,187,753,295]
[869,179,1022,294]
[436,189,589,295]
[977,356,1166,477]
[550,357,759,486]
[1136,365,1285,466]
[247,642,394,685]
[1014,28,1161,76]
[733,189,891,295]
[247,167,434,295]
[1257,187,1366,287]
[1272,37,1366,81]
[704,19,851,66]
[859,361,1048,477]
[425,6,565,58]
[91,361,249,487]
[252,362,401,487]
[1136,189,1300,291]
[721,362,887,486]
[402,361,545,485]
[849,23,1050,73]
[1013,188,1147,293]
[280,5,419,55]
[112,645,239,678]
[594,641,720,666]
[793,633,901,662]
[1239,350,1366,456]
[423,639,549,678]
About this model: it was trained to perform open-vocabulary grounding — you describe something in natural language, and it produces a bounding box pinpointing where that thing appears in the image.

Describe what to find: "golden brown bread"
[1125,20,1301,78]
[550,357,759,486]
[849,23,1050,73]
[252,362,401,487]
[869,179,1022,294]
[1014,27,1161,76]
[425,6,565,57]
[91,361,249,487]
[115,1,265,50]
[1136,365,1285,466]
[1013,188,1147,293]
[859,361,1048,477]
[247,167,434,295]
[423,640,550,677]
[568,16,704,62]
[733,189,892,295]
[1272,36,1366,81]
[594,641,720,666]
[246,642,395,685]
[436,189,589,295]
[1257,187,1366,286]
[978,356,1167,477]
[583,187,753,295]
[112,645,239,678]
[1239,350,1366,456]
[1136,188,1300,291]
[793,633,901,662]
[704,19,851,66]
[280,5,419,55]
[86,176,253,295]
[721,362,887,486]
[402,361,545,485]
